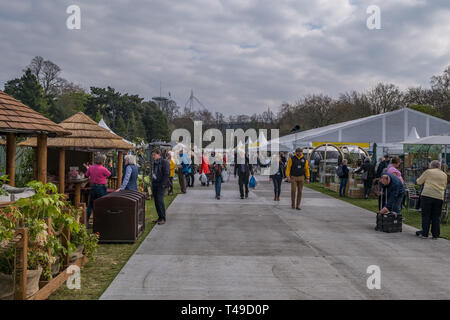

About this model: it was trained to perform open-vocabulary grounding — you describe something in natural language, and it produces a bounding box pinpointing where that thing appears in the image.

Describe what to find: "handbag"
[362,171,368,180]
[249,175,257,188]
[221,170,229,182]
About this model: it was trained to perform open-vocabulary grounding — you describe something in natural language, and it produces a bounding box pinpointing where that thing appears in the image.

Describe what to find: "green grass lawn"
[307,182,449,240]
[48,183,180,300]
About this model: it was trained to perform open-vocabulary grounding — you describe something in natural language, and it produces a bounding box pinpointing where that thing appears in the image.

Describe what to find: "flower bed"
[0,180,99,300]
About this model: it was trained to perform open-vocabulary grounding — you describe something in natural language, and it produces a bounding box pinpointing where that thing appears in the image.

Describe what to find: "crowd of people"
[82,147,447,240]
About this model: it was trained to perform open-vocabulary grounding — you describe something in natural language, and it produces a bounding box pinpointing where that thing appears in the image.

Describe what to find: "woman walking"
[270,155,284,201]
[199,152,210,186]
[167,152,176,195]
[213,153,224,200]
[339,159,350,197]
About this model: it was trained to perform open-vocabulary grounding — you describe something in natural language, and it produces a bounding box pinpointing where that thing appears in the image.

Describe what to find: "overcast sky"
[0,0,449,115]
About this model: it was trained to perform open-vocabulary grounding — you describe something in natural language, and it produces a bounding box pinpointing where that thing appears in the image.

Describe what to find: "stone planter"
[0,272,14,300]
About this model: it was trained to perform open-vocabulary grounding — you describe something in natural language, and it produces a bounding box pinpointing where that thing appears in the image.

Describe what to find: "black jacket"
[234,155,253,177]
[152,158,170,187]
[356,162,375,180]
[376,160,389,178]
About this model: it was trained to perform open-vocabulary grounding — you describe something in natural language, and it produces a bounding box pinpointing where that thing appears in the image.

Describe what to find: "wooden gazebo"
[20,112,134,196]
[0,90,70,187]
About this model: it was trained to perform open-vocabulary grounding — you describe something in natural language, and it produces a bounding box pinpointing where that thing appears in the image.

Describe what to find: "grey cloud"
[0,0,449,115]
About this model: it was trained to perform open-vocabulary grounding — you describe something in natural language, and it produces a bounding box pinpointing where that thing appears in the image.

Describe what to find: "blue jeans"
[272,175,282,197]
[152,184,166,221]
[215,175,222,197]
[339,178,348,196]
[87,185,107,223]
[392,196,403,214]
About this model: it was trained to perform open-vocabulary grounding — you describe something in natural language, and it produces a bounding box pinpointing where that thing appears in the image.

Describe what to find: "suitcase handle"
[106,209,123,214]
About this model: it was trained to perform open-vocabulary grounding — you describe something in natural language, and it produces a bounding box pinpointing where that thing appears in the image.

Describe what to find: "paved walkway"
[101,176,450,300]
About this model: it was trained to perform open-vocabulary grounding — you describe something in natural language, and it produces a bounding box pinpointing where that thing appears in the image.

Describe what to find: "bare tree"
[26,56,63,95]
[367,83,404,114]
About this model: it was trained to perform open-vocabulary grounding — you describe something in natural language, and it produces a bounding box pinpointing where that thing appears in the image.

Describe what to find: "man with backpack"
[286,148,310,210]
[337,159,349,197]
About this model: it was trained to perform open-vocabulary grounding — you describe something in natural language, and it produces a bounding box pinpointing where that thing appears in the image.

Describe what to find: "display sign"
[403,144,442,154]
[312,142,370,149]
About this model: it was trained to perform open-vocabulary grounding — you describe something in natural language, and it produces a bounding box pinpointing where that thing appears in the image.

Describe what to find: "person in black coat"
[151,149,170,225]
[339,159,350,197]
[355,157,376,199]
[234,151,254,199]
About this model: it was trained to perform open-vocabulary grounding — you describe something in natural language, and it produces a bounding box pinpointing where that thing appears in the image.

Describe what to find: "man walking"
[234,150,253,199]
[415,160,448,239]
[177,149,190,194]
[151,149,170,225]
[286,148,310,210]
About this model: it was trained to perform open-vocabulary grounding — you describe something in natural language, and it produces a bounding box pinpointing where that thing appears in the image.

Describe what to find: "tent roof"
[0,90,69,136]
[19,112,134,150]
[276,107,450,145]
[401,135,450,145]
[98,118,136,147]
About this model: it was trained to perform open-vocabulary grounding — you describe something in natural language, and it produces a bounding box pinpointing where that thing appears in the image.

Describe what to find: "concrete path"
[101,176,450,300]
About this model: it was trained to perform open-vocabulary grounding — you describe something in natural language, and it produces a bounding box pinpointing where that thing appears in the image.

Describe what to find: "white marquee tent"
[268,108,450,156]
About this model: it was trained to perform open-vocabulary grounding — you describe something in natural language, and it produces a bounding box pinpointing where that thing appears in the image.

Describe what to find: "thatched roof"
[0,90,69,136]
[19,112,134,150]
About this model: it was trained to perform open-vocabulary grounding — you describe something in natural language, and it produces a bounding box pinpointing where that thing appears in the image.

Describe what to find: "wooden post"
[33,148,37,180]
[37,134,48,184]
[45,218,53,278]
[6,133,16,187]
[59,148,66,193]
[61,227,70,268]
[14,228,28,300]
[117,151,123,189]
[90,152,94,165]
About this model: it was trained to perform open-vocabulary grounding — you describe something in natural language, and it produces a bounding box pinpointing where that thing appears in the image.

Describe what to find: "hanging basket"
[26,266,43,298]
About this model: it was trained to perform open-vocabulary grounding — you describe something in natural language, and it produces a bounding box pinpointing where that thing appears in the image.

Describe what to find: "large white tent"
[269,108,450,156]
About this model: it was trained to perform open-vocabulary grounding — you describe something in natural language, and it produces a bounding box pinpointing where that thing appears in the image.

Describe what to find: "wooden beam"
[14,228,28,300]
[37,134,48,184]
[27,256,88,300]
[90,152,94,165]
[59,148,66,193]
[117,151,124,189]
[6,133,16,187]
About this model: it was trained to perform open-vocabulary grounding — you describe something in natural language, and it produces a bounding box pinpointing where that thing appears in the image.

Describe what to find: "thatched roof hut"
[20,112,134,194]
[0,90,68,136]
[20,112,134,151]
[0,90,70,186]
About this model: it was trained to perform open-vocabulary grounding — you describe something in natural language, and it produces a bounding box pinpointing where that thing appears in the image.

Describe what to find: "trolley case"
[375,187,403,233]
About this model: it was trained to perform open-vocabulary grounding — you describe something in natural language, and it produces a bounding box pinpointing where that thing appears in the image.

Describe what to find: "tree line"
[3,56,449,143]
[4,56,170,144]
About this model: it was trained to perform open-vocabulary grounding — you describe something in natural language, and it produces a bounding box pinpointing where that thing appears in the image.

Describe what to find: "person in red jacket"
[199,152,210,186]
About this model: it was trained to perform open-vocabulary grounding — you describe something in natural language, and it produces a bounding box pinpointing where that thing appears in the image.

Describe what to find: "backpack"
[337,165,344,178]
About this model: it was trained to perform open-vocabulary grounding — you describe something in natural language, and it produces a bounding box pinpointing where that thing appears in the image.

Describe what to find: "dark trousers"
[152,184,166,221]
[363,179,373,197]
[339,177,348,196]
[238,173,249,197]
[421,196,443,238]
[168,177,173,195]
[87,185,107,223]
[178,170,187,193]
[215,175,222,197]
[187,173,195,187]
[272,175,282,197]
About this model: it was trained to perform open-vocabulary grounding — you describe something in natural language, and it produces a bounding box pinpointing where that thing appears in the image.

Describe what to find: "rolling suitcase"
[375,187,403,233]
